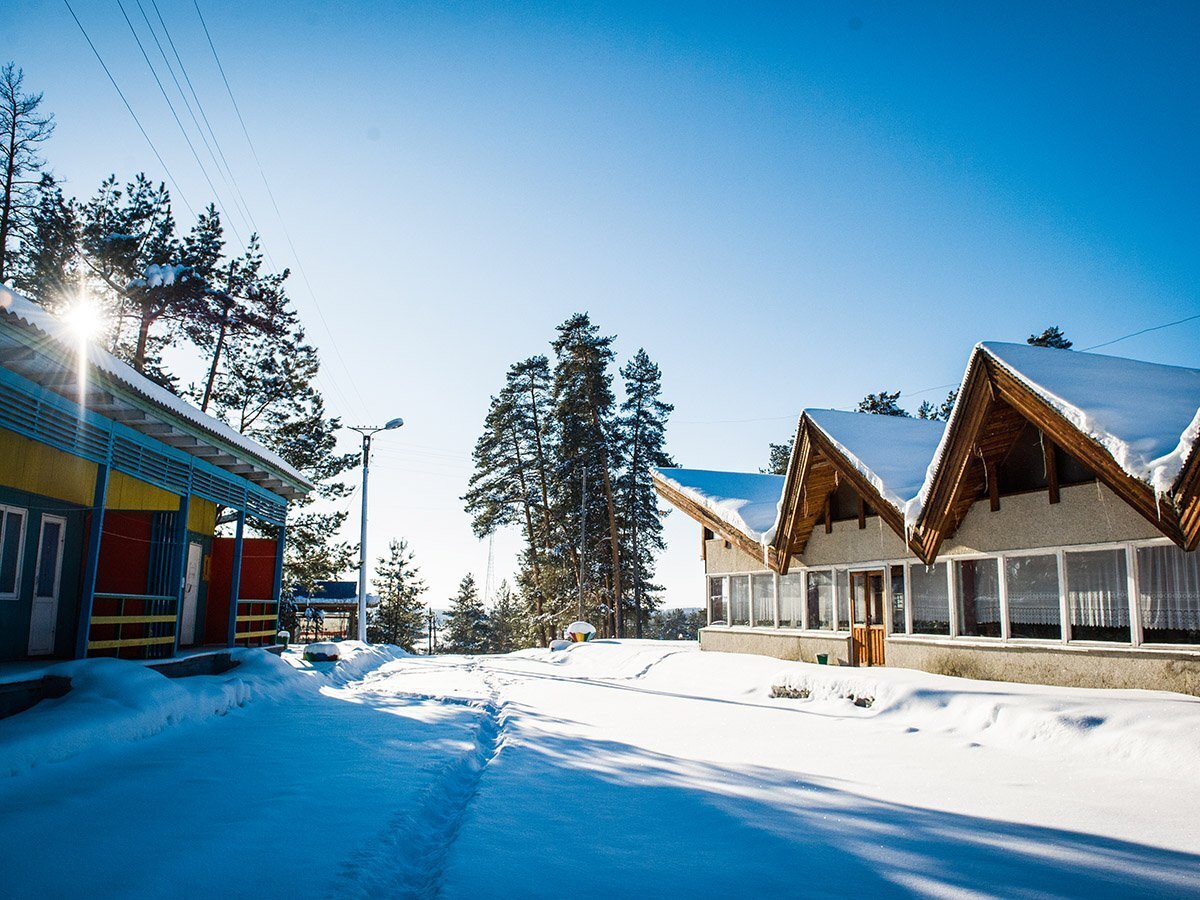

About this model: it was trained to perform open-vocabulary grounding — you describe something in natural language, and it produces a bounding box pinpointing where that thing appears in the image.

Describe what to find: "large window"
[1066,549,1129,642]
[751,573,775,627]
[0,507,26,599]
[836,570,850,631]
[778,573,803,628]
[1006,554,1061,639]
[910,563,949,635]
[708,577,725,624]
[729,575,750,626]
[1138,545,1200,644]
[890,565,906,634]
[957,558,1001,637]
[807,570,834,630]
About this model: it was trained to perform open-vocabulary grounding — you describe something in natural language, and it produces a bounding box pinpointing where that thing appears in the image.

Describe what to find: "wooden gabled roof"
[908,343,1200,563]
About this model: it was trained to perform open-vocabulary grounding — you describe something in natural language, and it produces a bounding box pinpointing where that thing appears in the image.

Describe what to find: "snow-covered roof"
[0,286,311,492]
[653,468,784,544]
[804,409,946,511]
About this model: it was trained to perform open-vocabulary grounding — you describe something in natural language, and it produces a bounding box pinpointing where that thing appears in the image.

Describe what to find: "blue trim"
[272,524,286,636]
[0,365,289,525]
[74,459,110,658]
[170,490,191,655]
[226,510,246,646]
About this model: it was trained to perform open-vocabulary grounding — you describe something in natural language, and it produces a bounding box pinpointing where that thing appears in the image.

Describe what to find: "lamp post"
[349,417,404,642]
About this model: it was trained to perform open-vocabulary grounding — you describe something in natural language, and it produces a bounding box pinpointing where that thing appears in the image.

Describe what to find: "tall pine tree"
[487,580,525,653]
[443,574,489,654]
[368,539,427,651]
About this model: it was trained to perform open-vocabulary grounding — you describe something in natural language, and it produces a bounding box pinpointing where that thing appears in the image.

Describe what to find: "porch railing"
[88,593,178,658]
[234,598,279,646]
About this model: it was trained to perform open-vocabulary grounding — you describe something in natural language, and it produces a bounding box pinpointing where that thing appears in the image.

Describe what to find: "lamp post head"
[384,417,405,431]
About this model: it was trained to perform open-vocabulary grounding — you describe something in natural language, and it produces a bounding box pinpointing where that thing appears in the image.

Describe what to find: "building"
[290,581,379,642]
[653,341,1200,694]
[0,286,311,662]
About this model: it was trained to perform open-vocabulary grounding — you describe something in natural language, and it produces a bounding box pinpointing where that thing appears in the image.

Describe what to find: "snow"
[2,641,1198,897]
[805,408,946,511]
[0,285,310,493]
[654,467,784,545]
[128,263,188,289]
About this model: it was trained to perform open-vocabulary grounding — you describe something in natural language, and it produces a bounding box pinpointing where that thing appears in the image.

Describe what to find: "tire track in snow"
[337,662,507,899]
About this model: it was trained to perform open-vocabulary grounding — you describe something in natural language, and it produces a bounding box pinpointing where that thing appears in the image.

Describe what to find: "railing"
[88,593,178,658]
[234,599,279,646]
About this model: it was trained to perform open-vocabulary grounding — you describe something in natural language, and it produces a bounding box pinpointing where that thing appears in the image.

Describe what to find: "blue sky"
[4,1,1198,610]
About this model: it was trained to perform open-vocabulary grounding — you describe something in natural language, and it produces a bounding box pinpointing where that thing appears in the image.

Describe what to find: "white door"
[180,542,203,646]
[27,515,66,656]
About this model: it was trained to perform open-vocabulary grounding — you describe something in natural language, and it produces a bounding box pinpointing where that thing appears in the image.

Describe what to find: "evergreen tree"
[857,390,910,417]
[12,175,77,304]
[917,389,958,422]
[0,63,54,284]
[647,607,706,641]
[487,580,525,653]
[1028,326,1072,349]
[617,349,674,637]
[762,438,793,475]
[443,574,489,654]
[368,539,427,651]
[550,313,623,637]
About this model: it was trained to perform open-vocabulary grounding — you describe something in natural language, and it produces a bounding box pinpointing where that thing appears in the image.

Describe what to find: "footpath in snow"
[1,640,1198,898]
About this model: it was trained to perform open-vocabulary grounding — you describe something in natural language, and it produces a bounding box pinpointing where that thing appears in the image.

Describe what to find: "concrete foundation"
[699,627,853,666]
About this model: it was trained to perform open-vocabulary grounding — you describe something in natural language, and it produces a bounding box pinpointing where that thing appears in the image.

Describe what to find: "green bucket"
[816,653,829,665]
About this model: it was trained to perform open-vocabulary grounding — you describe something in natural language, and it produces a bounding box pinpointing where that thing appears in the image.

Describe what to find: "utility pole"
[578,465,586,621]
[427,605,435,655]
[349,417,404,642]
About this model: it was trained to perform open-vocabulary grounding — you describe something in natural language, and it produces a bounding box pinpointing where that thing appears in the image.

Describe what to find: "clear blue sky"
[4,1,1198,610]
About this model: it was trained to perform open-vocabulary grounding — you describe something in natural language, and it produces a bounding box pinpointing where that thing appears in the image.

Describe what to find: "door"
[180,542,203,646]
[849,570,886,666]
[28,515,66,656]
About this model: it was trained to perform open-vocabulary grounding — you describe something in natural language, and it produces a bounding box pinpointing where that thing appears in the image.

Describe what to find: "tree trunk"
[589,402,622,639]
[0,112,18,284]
[200,305,230,413]
[133,306,153,373]
[511,424,548,647]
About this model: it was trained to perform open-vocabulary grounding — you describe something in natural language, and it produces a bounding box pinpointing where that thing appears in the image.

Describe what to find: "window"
[708,577,725,624]
[807,570,834,630]
[729,575,750,626]
[910,563,949,635]
[836,570,850,631]
[1005,554,1060,640]
[1066,549,1129,642]
[1137,545,1200,644]
[956,559,1001,637]
[0,507,26,598]
[751,573,775,627]
[778,573,803,628]
[890,565,906,634]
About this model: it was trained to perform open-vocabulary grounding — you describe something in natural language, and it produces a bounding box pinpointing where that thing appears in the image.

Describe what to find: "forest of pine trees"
[0,63,357,593]
[463,314,674,646]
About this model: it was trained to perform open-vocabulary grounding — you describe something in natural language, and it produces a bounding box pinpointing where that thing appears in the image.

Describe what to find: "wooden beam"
[986,458,1000,511]
[824,496,832,534]
[857,496,866,529]
[1042,431,1060,504]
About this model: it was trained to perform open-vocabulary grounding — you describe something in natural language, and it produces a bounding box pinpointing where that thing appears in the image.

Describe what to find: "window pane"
[910,563,949,635]
[0,510,24,596]
[836,570,850,631]
[807,571,833,630]
[708,577,725,624]
[751,573,774,626]
[1066,549,1129,642]
[729,576,750,626]
[35,520,62,598]
[957,558,1002,637]
[1138,545,1200,644]
[890,565,906,634]
[778,573,803,628]
[1005,554,1060,640]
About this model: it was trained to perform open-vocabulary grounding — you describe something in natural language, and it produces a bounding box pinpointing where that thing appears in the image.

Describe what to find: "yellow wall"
[0,427,217,533]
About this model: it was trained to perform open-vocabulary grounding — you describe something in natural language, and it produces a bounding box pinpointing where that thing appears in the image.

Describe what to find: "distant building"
[290,581,378,642]
[654,342,1200,694]
[0,287,311,661]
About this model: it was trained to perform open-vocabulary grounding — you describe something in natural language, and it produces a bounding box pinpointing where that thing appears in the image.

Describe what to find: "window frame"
[0,505,29,601]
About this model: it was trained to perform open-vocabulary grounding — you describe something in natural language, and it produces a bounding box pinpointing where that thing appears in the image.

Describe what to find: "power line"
[192,0,370,421]
[114,0,245,247]
[1081,312,1200,352]
[62,0,196,217]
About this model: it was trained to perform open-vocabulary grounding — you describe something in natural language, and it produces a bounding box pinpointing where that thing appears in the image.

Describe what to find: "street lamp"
[349,417,404,642]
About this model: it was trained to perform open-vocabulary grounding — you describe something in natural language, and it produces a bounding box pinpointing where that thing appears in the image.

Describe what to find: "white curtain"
[1138,545,1200,635]
[1066,549,1128,628]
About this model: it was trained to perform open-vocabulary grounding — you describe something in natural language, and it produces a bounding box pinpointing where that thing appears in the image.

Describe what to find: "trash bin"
[816,653,828,665]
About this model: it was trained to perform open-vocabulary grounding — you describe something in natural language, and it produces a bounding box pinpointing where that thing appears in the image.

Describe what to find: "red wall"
[93,511,153,595]
[204,537,278,645]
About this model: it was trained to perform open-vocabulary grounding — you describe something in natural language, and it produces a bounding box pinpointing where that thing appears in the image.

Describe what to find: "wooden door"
[180,542,202,646]
[850,571,887,666]
[27,515,65,656]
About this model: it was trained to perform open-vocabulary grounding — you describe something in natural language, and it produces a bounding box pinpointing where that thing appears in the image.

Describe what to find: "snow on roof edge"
[653,467,785,555]
[0,286,311,492]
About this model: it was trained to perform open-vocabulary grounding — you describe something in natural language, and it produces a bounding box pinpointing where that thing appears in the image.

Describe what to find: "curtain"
[1138,545,1200,641]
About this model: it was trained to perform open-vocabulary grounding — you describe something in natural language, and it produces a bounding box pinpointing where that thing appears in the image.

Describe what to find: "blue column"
[74,462,110,659]
[272,523,286,638]
[170,492,191,656]
[225,509,246,646]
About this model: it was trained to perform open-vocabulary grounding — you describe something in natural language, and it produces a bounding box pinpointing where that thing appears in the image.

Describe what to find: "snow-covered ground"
[2,641,1199,898]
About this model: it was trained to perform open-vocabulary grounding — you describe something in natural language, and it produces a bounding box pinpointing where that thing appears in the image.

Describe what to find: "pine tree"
[368,539,427,651]
[617,349,674,637]
[550,313,623,637]
[857,390,910,417]
[0,63,54,284]
[917,389,958,421]
[1028,326,1072,349]
[443,574,489,654]
[487,580,525,653]
[12,175,77,305]
[762,439,793,475]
